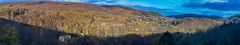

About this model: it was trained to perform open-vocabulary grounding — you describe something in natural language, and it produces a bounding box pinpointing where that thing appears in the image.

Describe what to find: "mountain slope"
[228,14,240,23]
[168,14,223,20]
[1,2,238,45]
[0,2,166,37]
[0,2,223,37]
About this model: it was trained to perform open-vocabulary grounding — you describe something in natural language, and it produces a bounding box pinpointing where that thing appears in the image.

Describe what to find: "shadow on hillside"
[0,18,239,45]
[65,22,240,45]
[0,18,69,45]
[70,21,240,45]
[178,22,240,45]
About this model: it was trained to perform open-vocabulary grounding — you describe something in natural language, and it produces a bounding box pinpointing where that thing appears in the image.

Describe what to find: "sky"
[0,0,240,17]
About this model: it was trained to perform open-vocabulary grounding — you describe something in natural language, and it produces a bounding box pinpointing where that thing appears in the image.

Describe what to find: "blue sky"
[0,0,240,17]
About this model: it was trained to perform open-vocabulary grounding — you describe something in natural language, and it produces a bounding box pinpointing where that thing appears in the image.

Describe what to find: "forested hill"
[0,2,239,45]
[0,2,223,36]
[168,14,223,20]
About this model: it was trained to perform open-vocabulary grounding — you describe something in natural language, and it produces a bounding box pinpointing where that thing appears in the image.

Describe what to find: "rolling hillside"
[0,2,236,45]
[168,14,223,20]
[0,2,224,37]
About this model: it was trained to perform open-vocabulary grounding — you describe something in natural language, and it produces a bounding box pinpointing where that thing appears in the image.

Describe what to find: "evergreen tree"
[160,31,173,45]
